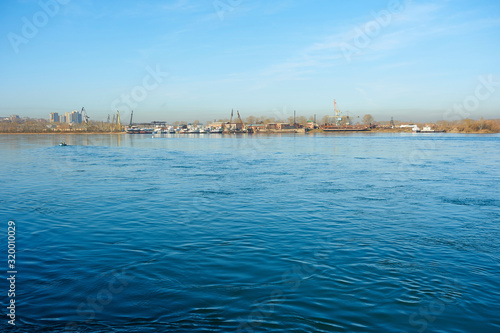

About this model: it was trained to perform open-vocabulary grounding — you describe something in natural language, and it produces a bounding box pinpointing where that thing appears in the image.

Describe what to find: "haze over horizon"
[1,0,499,123]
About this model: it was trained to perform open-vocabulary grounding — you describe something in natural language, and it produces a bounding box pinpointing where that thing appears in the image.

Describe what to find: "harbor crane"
[129,110,134,127]
[334,99,342,126]
[81,107,89,123]
[237,110,244,126]
[111,110,122,130]
[115,110,121,125]
[115,110,122,130]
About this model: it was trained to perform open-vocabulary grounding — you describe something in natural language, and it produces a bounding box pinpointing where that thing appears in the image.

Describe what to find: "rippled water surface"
[1,133,499,332]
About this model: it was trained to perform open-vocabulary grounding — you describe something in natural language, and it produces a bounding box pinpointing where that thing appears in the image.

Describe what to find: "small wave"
[442,197,499,207]
[172,165,195,169]
[354,196,387,201]
[198,190,234,196]
[307,187,347,193]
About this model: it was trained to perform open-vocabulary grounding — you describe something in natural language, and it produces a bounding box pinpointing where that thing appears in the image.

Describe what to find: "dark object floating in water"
[59,142,68,146]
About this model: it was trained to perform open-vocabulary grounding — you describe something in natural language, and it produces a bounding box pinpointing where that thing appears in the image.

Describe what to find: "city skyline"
[1,0,499,123]
[49,109,84,124]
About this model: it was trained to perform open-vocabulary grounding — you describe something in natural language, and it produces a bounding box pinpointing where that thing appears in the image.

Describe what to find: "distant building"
[9,115,20,122]
[282,123,300,130]
[270,123,297,130]
[210,121,244,131]
[74,110,82,123]
[306,120,317,129]
[246,124,266,132]
[50,112,59,122]
[266,122,303,131]
[209,122,225,128]
[49,110,83,124]
[64,110,82,124]
[226,122,244,131]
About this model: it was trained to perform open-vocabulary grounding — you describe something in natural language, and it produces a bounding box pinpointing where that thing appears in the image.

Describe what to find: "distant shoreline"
[0,132,124,135]
[1,129,498,135]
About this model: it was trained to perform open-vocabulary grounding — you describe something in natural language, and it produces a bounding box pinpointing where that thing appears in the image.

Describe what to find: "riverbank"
[1,128,499,135]
[0,132,124,135]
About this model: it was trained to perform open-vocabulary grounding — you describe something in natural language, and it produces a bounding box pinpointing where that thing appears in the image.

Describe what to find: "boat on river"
[126,126,154,134]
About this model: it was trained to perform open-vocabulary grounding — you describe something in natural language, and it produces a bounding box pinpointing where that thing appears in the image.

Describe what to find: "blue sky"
[1,0,499,123]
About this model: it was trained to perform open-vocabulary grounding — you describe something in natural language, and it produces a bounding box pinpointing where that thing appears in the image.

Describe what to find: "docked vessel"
[420,126,445,133]
[210,127,223,134]
[126,127,154,134]
[124,110,154,134]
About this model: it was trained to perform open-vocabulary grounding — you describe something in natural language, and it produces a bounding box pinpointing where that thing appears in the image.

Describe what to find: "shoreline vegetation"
[1,117,499,134]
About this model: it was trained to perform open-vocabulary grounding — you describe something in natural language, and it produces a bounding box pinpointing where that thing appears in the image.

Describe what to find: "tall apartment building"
[50,112,59,122]
[67,110,82,124]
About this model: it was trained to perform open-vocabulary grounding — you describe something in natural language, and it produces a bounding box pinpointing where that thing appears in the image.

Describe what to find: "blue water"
[1,133,499,332]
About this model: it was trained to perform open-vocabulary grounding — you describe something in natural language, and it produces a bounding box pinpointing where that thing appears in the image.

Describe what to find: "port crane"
[331,99,356,126]
[129,110,134,127]
[81,107,89,123]
[115,110,121,126]
[334,99,342,126]
[320,99,370,131]
[237,110,244,126]
[111,110,122,130]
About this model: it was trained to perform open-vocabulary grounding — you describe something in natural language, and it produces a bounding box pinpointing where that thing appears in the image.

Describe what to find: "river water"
[0,133,499,332]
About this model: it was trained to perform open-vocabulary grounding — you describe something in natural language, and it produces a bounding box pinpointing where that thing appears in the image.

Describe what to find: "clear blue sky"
[1,0,499,123]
